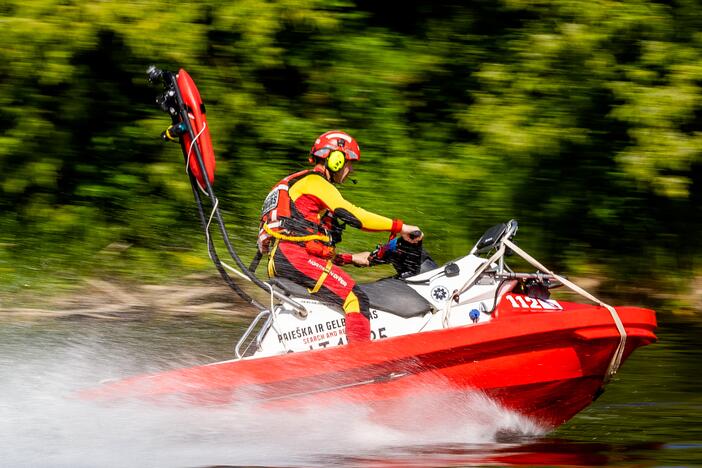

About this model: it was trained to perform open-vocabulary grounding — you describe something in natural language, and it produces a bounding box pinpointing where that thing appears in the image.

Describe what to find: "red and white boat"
[83,68,657,429]
[85,219,656,429]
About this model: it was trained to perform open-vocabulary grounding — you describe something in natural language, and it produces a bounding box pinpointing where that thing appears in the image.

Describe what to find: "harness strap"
[263,222,330,244]
[267,238,281,278]
[308,259,334,294]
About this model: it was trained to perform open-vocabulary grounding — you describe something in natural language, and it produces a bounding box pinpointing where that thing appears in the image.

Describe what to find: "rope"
[185,121,208,194]
[204,196,220,261]
[457,244,507,299]
[502,238,627,379]
[220,258,254,283]
[442,297,453,329]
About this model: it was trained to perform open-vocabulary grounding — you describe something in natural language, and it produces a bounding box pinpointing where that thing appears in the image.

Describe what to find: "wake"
[0,324,544,468]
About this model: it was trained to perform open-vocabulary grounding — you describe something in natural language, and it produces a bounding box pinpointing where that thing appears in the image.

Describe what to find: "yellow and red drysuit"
[258,167,403,342]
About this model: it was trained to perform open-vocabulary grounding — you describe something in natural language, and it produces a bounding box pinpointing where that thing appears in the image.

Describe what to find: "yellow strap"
[263,223,330,243]
[267,238,280,277]
[308,259,334,294]
[343,291,360,314]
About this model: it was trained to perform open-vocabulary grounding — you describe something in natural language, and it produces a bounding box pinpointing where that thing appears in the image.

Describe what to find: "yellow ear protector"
[327,150,346,172]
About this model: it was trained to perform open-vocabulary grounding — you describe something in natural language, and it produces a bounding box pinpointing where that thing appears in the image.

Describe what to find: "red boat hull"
[83,305,656,428]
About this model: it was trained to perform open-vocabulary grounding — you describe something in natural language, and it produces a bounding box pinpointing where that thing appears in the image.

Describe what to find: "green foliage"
[1,0,701,306]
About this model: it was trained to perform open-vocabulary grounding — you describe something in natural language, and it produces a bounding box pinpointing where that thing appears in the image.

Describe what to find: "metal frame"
[234,309,272,359]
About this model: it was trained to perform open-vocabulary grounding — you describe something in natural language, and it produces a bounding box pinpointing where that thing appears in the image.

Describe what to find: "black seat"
[358,278,433,318]
[269,277,432,318]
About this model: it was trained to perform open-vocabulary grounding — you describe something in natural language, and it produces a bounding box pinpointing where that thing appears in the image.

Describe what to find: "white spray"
[0,322,544,468]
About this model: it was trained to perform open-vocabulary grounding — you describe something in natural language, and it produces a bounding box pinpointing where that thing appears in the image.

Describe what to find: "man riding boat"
[258,130,423,343]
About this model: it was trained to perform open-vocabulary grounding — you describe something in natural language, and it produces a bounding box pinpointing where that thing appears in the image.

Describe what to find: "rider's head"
[309,130,360,184]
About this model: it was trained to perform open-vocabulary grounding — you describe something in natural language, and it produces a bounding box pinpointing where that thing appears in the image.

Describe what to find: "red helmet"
[309,130,361,162]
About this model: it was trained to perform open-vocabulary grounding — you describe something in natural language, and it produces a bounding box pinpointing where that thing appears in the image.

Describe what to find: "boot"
[345,312,371,343]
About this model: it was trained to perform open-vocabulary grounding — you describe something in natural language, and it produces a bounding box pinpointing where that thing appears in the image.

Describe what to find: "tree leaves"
[1,0,701,299]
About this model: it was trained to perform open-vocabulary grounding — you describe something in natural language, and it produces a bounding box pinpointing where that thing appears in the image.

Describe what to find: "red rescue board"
[176,69,215,191]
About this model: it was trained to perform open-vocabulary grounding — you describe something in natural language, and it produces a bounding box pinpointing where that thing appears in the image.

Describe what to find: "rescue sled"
[83,68,657,429]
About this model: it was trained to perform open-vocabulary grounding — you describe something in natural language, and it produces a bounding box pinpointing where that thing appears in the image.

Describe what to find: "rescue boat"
[82,68,657,429]
[84,218,656,429]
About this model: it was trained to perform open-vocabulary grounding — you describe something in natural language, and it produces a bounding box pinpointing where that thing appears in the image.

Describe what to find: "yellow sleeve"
[289,174,398,232]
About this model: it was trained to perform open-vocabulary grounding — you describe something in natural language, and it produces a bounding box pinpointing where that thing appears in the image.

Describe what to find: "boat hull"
[83,306,656,428]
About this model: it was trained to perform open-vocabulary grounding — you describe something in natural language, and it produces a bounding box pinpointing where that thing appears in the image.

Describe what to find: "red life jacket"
[257,170,331,253]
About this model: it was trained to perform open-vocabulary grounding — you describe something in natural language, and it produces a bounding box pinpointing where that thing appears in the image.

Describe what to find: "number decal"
[515,295,529,308]
[504,294,562,311]
[537,298,563,310]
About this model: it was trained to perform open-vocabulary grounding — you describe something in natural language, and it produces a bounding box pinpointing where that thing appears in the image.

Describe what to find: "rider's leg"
[343,288,371,343]
[271,242,372,343]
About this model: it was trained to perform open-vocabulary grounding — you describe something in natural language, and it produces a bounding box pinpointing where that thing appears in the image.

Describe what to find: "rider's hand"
[400,224,424,243]
[351,251,371,267]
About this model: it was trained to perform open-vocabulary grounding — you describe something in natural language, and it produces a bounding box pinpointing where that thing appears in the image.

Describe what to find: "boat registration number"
[504,294,563,310]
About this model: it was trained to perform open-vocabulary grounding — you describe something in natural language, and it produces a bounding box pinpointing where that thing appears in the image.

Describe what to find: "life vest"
[257,170,331,254]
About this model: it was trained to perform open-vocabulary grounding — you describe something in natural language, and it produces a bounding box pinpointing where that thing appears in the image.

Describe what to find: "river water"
[0,310,700,467]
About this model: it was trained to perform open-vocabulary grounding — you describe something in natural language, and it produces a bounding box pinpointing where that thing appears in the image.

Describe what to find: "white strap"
[185,121,207,174]
[503,238,626,379]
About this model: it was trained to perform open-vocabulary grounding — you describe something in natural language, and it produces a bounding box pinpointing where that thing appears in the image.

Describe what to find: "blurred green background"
[1,0,701,314]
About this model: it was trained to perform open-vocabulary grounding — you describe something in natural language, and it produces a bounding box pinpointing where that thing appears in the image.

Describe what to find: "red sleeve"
[333,253,353,265]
